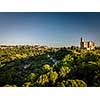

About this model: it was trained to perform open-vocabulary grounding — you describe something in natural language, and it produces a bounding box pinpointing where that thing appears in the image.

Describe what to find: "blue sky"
[0,12,100,47]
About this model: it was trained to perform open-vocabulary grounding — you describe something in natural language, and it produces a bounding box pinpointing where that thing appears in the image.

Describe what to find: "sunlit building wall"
[80,37,95,50]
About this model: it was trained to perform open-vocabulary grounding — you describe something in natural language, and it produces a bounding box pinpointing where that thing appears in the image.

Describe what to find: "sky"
[0,12,100,47]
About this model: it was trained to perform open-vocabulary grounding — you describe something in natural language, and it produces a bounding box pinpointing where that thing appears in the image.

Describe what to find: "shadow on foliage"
[0,52,52,86]
[0,47,73,87]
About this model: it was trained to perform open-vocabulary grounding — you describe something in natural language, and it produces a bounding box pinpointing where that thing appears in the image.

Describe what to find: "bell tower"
[81,37,85,42]
[80,37,85,49]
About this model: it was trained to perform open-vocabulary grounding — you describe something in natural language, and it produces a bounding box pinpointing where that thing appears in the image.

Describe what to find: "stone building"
[80,37,95,50]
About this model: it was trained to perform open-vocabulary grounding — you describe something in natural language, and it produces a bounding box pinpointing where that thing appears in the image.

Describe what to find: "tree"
[57,80,66,87]
[36,74,49,86]
[48,71,58,84]
[59,66,70,78]
[57,79,87,87]
[62,54,74,68]
[42,64,51,73]
[25,73,36,82]
[22,82,32,87]
[55,48,72,60]
[93,70,100,86]
[0,62,5,68]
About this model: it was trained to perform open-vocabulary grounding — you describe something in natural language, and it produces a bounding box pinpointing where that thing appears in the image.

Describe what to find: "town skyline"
[0,13,100,47]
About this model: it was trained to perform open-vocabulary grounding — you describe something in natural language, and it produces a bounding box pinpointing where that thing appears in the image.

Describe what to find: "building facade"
[80,37,95,50]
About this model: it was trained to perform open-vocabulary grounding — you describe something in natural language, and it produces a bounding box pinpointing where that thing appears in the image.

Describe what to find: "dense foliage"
[0,46,100,87]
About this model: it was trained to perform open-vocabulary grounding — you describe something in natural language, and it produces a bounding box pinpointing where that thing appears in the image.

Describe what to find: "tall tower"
[80,37,85,49]
[81,37,85,42]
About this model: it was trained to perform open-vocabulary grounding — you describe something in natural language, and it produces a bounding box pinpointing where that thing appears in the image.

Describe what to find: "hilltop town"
[0,37,97,50]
